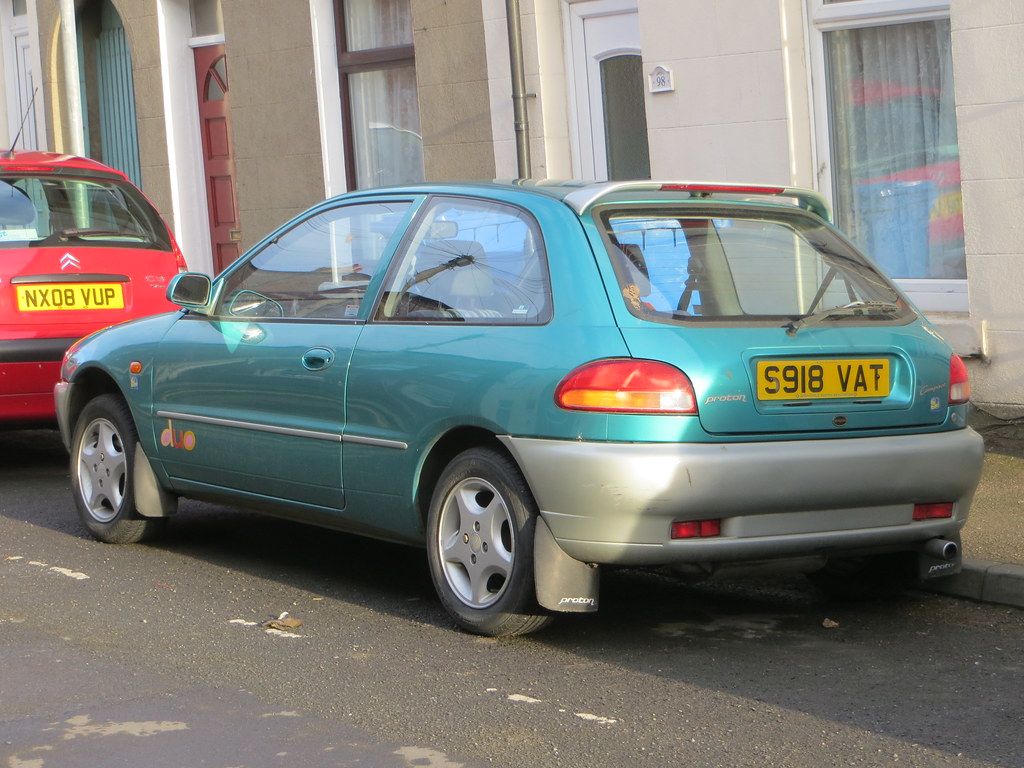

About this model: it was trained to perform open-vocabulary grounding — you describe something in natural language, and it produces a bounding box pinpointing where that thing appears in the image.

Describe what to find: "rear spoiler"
[562,181,832,222]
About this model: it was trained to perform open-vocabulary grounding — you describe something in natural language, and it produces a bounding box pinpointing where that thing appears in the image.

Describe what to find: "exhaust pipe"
[923,538,958,561]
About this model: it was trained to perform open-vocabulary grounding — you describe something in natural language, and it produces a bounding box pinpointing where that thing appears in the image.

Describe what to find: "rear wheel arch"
[415,427,523,531]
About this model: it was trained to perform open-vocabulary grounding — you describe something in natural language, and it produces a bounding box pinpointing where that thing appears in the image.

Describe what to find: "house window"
[809,0,965,311]
[335,0,424,190]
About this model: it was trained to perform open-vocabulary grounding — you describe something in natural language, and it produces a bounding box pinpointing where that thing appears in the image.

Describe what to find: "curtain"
[348,66,424,188]
[827,19,965,279]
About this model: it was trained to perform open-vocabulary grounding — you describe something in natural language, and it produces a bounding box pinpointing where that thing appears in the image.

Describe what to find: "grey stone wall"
[412,0,496,180]
[221,0,325,249]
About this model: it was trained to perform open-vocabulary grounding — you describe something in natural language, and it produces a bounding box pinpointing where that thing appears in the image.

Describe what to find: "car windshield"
[0,175,170,251]
[598,208,912,325]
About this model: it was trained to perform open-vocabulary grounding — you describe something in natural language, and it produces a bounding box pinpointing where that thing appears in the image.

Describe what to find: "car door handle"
[301,347,335,371]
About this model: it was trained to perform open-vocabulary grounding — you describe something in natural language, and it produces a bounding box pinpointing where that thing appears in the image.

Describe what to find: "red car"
[0,151,186,427]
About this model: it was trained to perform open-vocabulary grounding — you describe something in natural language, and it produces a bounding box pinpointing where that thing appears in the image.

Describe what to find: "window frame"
[806,0,966,312]
[212,198,417,324]
[370,194,556,327]
[333,0,418,192]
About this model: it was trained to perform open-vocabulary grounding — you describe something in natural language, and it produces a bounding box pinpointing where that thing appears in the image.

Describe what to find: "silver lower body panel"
[500,429,984,566]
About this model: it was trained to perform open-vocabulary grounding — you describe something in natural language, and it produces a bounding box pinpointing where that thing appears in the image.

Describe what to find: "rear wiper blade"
[785,301,901,336]
[59,227,146,240]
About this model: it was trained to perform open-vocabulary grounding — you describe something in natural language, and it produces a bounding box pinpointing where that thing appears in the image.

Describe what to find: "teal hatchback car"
[55,181,984,636]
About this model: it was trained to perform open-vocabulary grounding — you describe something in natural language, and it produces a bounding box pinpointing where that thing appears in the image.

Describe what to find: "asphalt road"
[2,430,1023,768]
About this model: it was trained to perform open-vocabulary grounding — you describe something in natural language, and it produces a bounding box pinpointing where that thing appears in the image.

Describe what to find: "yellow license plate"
[757,358,890,401]
[15,283,124,312]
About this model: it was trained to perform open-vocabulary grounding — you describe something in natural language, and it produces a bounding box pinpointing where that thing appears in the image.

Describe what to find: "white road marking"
[48,567,89,581]
[5,557,89,580]
[228,619,258,626]
[394,747,464,767]
[507,694,542,704]
[260,711,301,718]
[575,712,618,725]
[62,715,188,739]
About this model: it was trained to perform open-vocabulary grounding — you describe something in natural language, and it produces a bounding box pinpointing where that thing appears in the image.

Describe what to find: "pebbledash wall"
[26,0,1024,422]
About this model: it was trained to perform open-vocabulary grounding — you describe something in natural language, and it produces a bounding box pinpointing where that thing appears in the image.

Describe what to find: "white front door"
[566,0,650,181]
[2,0,40,150]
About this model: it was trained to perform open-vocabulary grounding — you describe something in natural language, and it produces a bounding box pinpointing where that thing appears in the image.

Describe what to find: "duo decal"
[160,419,196,451]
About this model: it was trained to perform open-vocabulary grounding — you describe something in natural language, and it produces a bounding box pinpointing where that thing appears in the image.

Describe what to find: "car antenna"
[3,87,39,159]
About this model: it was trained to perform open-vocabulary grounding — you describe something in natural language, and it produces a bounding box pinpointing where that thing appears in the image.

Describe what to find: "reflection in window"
[826,19,964,280]
[190,0,224,37]
[379,198,551,323]
[219,202,409,319]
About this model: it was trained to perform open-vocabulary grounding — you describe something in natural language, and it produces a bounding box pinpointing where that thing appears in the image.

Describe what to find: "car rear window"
[0,175,171,251]
[598,208,913,325]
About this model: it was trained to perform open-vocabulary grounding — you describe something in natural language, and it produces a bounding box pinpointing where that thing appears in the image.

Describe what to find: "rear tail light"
[913,502,954,521]
[949,354,970,405]
[671,519,721,539]
[175,250,189,274]
[554,359,697,414]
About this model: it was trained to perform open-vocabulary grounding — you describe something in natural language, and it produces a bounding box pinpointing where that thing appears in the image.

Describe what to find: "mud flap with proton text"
[917,532,962,580]
[533,516,600,612]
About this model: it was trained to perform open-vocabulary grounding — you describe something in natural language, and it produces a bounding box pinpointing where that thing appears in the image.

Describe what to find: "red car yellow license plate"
[756,358,890,401]
[15,283,125,312]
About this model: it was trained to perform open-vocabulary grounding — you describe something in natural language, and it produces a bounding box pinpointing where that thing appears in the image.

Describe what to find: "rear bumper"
[500,429,985,566]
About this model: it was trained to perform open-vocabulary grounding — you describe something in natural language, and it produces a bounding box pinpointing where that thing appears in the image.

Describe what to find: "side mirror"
[167,272,212,311]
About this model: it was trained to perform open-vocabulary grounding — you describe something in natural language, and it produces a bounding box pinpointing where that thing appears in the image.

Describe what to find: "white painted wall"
[951,0,1024,418]
[481,0,572,180]
[157,0,214,274]
[637,0,794,184]
[309,0,347,197]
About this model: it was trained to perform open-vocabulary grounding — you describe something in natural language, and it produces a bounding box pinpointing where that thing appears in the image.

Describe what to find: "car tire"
[426,447,552,637]
[70,393,167,544]
[806,552,919,601]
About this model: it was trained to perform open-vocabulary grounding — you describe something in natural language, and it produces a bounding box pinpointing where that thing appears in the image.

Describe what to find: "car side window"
[377,197,551,324]
[218,201,410,320]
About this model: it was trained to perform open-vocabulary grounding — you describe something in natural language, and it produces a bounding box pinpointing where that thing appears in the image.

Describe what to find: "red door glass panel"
[194,44,240,273]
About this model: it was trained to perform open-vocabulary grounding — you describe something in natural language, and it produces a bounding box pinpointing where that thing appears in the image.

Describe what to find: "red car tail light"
[949,354,970,405]
[671,519,722,539]
[175,250,189,274]
[913,502,954,521]
[554,359,697,414]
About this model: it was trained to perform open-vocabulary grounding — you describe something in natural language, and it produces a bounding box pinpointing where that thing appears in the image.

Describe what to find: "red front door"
[194,44,240,274]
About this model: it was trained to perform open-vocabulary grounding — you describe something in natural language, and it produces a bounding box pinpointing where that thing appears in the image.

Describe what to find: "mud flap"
[533,516,599,612]
[133,444,177,518]
[917,532,962,580]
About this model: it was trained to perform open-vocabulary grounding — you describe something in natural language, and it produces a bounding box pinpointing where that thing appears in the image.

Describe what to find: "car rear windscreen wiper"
[59,227,148,241]
[785,300,901,336]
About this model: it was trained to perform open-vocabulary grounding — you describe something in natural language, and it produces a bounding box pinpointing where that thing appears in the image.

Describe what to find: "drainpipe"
[505,0,531,179]
[58,0,85,156]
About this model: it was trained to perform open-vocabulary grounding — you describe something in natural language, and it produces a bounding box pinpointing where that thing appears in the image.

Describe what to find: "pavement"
[928,445,1024,608]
